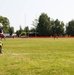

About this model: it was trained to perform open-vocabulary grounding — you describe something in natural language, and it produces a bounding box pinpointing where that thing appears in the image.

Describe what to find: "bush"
[21,32,26,36]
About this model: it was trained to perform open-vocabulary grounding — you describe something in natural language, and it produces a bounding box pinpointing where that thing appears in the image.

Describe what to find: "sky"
[0,0,74,31]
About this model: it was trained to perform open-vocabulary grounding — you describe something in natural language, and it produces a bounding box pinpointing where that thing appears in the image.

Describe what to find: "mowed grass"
[0,38,74,75]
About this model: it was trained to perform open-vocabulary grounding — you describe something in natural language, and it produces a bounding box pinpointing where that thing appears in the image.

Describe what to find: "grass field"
[0,38,74,75]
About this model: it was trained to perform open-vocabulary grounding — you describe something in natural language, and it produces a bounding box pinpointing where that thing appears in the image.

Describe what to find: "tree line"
[0,13,74,37]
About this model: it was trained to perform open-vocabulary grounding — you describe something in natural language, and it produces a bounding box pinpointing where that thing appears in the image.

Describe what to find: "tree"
[15,26,23,37]
[50,19,64,36]
[29,27,37,36]
[24,26,29,32]
[19,25,23,35]
[16,30,20,37]
[37,13,51,36]
[32,19,39,36]
[60,21,64,35]
[9,27,14,36]
[0,16,10,33]
[66,20,74,36]
[30,28,35,32]
[21,32,26,36]
[24,26,29,36]
[50,19,55,35]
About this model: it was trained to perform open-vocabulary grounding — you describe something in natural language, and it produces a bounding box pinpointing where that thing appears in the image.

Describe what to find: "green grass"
[0,38,74,75]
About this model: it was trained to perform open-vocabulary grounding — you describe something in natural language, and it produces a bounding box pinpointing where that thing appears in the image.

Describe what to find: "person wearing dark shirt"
[0,28,2,33]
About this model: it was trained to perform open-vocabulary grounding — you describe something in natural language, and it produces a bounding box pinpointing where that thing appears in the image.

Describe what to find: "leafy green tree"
[24,26,29,36]
[50,19,55,35]
[9,27,14,36]
[50,19,64,36]
[32,19,39,36]
[29,28,36,36]
[54,19,60,35]
[16,30,20,37]
[0,16,10,33]
[32,19,38,29]
[19,25,23,35]
[21,32,26,36]
[37,13,51,36]
[30,28,35,32]
[60,21,64,35]
[66,20,74,36]
[24,26,29,32]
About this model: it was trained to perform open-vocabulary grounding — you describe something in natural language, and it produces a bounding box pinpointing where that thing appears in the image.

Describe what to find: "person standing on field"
[54,34,58,39]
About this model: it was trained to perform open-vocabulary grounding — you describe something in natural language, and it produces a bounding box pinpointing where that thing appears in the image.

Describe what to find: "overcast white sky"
[0,0,74,31]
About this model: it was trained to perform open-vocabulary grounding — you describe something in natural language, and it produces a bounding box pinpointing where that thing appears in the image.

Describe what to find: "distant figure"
[12,34,16,39]
[54,34,58,39]
[1,33,6,40]
[12,34,15,39]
